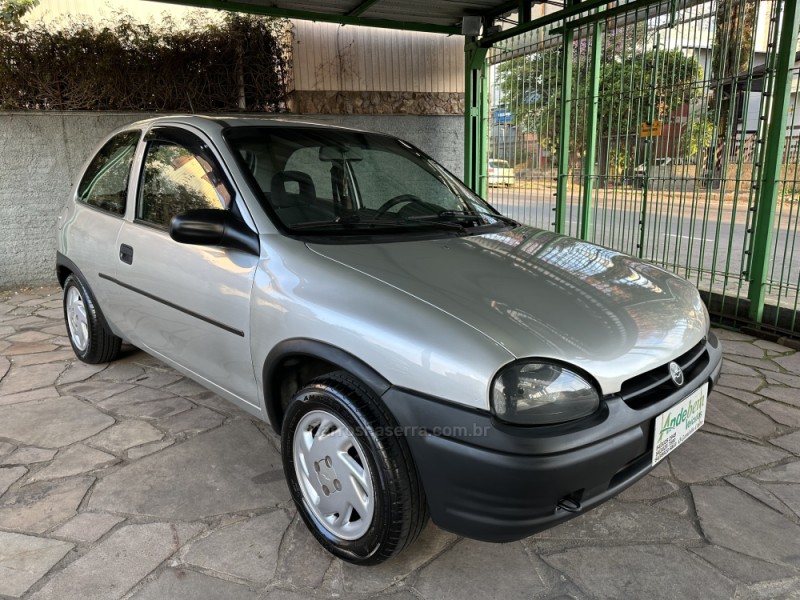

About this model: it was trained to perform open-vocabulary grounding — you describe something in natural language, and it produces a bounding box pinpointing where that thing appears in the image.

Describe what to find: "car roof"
[120,114,375,135]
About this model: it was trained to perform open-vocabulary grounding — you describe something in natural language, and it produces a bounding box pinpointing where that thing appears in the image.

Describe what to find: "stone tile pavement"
[0,286,799,600]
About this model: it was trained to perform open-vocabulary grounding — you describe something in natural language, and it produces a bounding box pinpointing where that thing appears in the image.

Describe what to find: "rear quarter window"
[78,131,140,216]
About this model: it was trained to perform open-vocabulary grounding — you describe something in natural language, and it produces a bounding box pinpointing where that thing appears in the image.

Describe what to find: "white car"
[488,158,515,186]
[57,116,721,565]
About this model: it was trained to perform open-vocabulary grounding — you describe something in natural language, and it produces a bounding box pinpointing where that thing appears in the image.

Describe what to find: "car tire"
[281,371,428,565]
[63,274,122,364]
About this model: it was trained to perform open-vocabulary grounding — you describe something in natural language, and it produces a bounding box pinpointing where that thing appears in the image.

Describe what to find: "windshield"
[225,127,514,240]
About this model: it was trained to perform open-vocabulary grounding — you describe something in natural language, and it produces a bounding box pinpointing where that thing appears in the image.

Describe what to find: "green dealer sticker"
[652,382,708,466]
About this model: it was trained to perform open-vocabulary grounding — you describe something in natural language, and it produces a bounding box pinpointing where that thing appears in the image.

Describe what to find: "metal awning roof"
[147,0,557,35]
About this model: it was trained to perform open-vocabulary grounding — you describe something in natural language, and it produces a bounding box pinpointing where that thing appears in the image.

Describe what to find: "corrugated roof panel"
[145,0,521,29]
[360,0,508,23]
[292,21,464,92]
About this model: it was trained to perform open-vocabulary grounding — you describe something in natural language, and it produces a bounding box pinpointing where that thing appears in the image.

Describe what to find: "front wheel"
[281,371,427,565]
[63,274,121,364]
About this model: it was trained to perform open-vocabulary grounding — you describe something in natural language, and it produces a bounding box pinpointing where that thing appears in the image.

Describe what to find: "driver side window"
[138,140,232,229]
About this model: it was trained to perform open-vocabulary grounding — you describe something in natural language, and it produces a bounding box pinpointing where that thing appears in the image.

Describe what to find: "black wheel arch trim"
[263,338,392,432]
[56,252,116,335]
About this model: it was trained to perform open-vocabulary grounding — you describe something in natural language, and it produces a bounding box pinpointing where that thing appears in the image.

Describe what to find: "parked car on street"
[488,158,515,187]
[58,116,721,565]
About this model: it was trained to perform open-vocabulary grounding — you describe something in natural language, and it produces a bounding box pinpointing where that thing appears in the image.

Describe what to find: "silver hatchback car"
[57,116,722,565]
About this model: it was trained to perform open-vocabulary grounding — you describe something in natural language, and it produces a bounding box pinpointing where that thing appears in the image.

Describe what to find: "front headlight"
[491,362,600,425]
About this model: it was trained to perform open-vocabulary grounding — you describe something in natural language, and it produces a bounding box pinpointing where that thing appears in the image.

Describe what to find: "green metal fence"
[485,0,800,336]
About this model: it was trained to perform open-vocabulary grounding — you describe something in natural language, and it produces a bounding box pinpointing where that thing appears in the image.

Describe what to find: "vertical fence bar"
[747,0,800,324]
[556,26,574,233]
[580,18,602,240]
[488,0,800,336]
[638,30,661,258]
[465,37,489,197]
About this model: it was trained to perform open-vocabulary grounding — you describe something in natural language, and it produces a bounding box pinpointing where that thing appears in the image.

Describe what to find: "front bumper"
[381,332,722,542]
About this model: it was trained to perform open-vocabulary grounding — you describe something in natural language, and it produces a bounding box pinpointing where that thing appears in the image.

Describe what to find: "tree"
[708,0,757,185]
[0,0,38,31]
[681,117,715,160]
[496,24,704,181]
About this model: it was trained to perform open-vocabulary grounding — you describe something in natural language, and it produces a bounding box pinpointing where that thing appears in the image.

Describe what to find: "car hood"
[307,226,708,394]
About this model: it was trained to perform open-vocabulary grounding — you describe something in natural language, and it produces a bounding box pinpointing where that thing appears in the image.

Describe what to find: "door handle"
[119,244,133,265]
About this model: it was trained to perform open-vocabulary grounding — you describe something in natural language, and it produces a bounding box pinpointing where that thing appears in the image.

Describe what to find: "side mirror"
[170,209,259,256]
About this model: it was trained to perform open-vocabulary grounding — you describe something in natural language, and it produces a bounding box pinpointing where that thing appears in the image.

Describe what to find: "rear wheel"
[63,274,121,364]
[281,371,427,565]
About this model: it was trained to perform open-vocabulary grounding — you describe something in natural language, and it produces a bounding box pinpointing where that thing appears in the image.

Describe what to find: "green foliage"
[496,26,704,160]
[681,117,715,159]
[0,0,38,31]
[606,147,630,177]
[496,47,561,140]
[711,0,756,80]
[708,0,757,179]
[600,49,703,121]
[0,12,290,111]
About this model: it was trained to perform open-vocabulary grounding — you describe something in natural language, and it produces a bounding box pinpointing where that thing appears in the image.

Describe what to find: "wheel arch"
[55,251,76,288]
[56,251,117,337]
[263,338,392,434]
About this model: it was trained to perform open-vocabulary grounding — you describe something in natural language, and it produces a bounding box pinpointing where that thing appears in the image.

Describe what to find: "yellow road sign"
[640,120,663,137]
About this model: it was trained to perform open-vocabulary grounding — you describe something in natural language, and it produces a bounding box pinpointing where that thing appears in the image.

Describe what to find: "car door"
[111,125,261,410]
[61,129,141,316]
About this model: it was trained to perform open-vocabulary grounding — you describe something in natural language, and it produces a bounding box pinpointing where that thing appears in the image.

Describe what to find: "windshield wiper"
[406,210,519,228]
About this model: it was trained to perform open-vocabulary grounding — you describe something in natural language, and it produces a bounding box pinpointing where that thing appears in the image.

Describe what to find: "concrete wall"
[0,112,464,288]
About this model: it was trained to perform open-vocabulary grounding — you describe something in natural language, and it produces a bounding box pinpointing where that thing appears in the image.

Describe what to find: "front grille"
[615,338,709,410]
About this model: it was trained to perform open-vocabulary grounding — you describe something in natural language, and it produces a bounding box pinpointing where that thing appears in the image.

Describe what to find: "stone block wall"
[290,91,465,115]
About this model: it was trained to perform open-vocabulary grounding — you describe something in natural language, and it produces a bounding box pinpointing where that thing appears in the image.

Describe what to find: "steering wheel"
[375,194,426,217]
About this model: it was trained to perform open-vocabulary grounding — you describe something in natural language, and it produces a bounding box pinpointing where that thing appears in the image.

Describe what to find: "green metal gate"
[483,0,800,336]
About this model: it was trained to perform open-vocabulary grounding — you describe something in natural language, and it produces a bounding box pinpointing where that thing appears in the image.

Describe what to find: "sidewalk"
[0,286,799,600]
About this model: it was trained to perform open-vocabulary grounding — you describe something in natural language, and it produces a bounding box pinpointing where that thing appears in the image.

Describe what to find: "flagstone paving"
[0,286,799,599]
